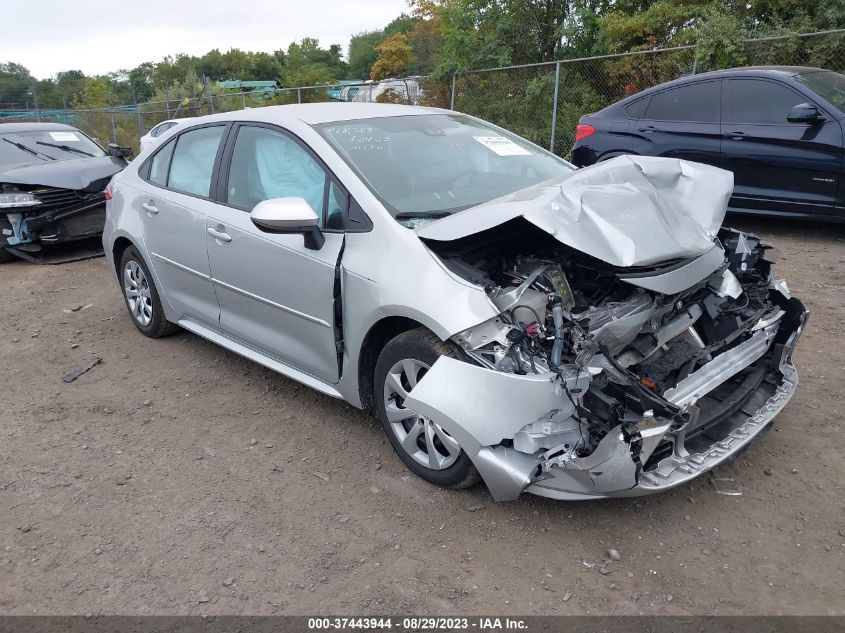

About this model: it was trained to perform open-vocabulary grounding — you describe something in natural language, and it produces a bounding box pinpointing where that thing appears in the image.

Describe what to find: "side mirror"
[107,143,133,158]
[250,197,325,250]
[787,103,823,124]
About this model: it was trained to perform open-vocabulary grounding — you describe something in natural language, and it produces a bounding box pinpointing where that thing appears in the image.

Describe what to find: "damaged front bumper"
[404,297,807,502]
[1,190,109,263]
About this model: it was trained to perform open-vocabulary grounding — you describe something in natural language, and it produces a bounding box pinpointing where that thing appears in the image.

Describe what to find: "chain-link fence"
[2,29,843,158]
[453,28,845,159]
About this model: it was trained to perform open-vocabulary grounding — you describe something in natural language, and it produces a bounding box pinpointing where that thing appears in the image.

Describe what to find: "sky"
[3,0,409,79]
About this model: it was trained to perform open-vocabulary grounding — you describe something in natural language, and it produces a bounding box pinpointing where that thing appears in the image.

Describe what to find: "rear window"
[624,98,648,119]
[642,81,720,123]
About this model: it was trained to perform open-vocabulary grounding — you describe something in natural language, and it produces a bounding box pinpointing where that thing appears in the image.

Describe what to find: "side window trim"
[640,80,721,123]
[216,121,372,233]
[138,122,232,201]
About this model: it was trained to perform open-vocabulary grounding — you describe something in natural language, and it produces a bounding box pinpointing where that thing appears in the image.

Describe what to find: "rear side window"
[151,122,176,138]
[643,81,720,123]
[725,79,808,124]
[148,139,174,186]
[168,126,225,197]
[624,98,648,119]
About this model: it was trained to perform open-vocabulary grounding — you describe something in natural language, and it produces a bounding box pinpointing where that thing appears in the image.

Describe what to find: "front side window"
[794,70,845,112]
[725,79,807,125]
[226,125,328,223]
[315,114,574,220]
[167,125,225,197]
[642,81,720,123]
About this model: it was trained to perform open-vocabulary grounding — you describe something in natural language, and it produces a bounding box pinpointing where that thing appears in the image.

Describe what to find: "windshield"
[315,114,574,221]
[794,70,845,112]
[0,128,106,167]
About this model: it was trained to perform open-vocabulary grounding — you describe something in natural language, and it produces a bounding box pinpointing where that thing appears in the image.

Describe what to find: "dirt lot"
[1,217,844,616]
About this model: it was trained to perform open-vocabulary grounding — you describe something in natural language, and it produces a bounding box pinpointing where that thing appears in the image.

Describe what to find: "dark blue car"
[571,66,845,220]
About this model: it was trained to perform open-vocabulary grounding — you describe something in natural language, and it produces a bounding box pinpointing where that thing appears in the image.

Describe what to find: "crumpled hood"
[416,155,733,268]
[0,155,126,191]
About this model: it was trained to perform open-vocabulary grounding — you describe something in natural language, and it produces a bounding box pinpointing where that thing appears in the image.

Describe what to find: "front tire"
[374,328,480,489]
[119,246,178,338]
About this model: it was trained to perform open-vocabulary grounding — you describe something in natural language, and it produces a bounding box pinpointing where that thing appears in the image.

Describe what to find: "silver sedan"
[103,103,806,501]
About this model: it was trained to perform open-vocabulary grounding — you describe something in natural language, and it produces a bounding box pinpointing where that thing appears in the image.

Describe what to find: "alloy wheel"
[123,260,153,327]
[382,358,461,470]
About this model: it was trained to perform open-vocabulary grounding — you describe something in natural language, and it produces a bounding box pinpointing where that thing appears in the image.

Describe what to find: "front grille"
[33,187,104,212]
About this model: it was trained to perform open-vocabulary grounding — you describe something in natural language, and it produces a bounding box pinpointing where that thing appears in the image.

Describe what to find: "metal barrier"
[2,29,842,158]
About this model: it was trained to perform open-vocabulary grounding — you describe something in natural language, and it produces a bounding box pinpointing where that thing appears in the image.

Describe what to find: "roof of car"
[198,102,448,126]
[604,65,831,111]
[0,121,80,133]
[693,65,827,79]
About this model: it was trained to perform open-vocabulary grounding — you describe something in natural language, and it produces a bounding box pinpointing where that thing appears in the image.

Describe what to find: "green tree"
[371,33,415,80]
[348,31,385,79]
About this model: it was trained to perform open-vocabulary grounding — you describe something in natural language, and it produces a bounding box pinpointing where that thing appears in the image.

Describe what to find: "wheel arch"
[112,236,134,278]
[357,316,428,411]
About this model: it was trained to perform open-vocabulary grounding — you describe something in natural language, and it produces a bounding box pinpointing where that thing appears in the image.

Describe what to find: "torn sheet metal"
[403,355,672,501]
[417,155,733,268]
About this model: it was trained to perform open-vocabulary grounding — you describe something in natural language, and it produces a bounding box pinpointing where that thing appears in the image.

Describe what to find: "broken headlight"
[0,192,41,208]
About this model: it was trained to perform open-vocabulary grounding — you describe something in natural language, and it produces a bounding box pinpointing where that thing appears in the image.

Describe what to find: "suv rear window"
[624,98,648,119]
[642,81,720,123]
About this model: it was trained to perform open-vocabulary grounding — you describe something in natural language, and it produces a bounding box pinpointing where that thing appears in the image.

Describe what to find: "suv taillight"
[104,184,113,201]
[575,124,595,142]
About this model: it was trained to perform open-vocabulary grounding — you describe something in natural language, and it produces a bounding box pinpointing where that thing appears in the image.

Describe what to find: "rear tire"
[119,246,178,338]
[374,328,480,489]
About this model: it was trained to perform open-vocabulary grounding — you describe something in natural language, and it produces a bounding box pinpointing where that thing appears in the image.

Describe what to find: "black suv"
[572,66,845,220]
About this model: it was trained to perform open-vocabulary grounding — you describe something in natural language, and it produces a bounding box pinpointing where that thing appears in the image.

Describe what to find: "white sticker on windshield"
[473,136,531,156]
[49,131,80,142]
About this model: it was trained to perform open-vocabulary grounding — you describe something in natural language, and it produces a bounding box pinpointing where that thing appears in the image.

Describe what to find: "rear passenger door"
[137,123,228,327]
[721,78,842,216]
[634,80,722,167]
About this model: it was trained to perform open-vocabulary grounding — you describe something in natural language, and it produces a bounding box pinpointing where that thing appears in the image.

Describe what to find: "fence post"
[450,73,457,110]
[297,88,302,104]
[549,62,561,153]
[205,76,215,114]
[241,93,246,109]
[131,84,143,136]
[110,111,117,144]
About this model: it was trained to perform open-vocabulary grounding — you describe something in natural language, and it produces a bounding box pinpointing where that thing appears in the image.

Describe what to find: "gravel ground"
[1,217,843,616]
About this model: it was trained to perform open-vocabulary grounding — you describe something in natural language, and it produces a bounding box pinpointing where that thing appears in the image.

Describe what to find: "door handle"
[638,125,659,133]
[141,201,159,214]
[207,226,232,243]
[724,131,749,140]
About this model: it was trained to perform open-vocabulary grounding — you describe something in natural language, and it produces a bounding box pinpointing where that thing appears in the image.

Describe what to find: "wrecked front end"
[404,158,806,502]
[0,158,126,263]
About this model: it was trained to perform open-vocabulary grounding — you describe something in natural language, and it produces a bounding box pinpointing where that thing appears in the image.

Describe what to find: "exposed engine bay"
[415,217,807,500]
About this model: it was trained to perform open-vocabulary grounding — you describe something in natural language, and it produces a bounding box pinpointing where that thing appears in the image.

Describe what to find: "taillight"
[104,184,113,201]
[575,124,595,142]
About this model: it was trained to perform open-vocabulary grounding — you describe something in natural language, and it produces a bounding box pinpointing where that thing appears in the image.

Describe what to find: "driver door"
[206,123,346,383]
